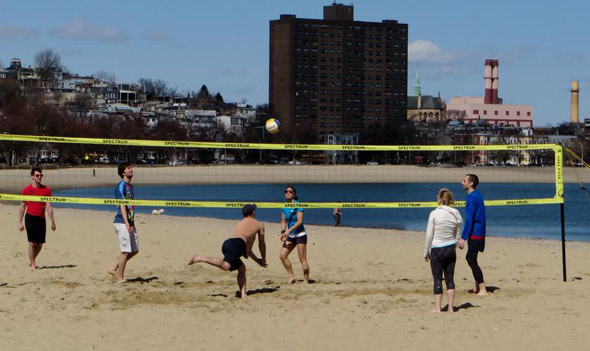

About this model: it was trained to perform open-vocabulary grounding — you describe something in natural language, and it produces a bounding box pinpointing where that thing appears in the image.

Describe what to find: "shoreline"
[5,203,584,242]
[1,164,587,193]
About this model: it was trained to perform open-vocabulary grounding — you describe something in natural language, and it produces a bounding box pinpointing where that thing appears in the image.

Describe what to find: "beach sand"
[1,206,589,350]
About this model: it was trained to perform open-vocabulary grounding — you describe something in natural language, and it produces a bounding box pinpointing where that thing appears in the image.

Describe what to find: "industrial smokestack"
[571,80,579,123]
[484,60,493,104]
[491,59,499,104]
[484,59,499,104]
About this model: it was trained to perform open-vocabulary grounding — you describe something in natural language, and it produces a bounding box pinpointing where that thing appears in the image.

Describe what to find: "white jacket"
[424,205,463,257]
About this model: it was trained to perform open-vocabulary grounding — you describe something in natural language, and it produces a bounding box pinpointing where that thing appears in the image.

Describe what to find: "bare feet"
[116,278,127,284]
[187,255,202,265]
[470,284,488,296]
[431,309,441,314]
[303,279,310,284]
[107,268,117,277]
[447,307,455,313]
[287,277,296,284]
[29,264,38,271]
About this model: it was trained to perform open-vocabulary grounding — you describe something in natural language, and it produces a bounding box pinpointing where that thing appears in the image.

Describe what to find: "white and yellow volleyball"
[265,118,281,134]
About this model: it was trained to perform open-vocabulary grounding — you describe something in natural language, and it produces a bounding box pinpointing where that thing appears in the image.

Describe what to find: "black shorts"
[25,214,46,244]
[221,238,246,271]
[286,234,307,245]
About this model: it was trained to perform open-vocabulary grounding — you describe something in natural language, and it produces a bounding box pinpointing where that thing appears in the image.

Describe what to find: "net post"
[560,202,567,282]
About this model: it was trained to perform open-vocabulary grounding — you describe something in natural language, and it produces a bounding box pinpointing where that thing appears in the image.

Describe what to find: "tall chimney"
[484,59,499,104]
[484,59,493,104]
[491,59,499,104]
[571,80,579,123]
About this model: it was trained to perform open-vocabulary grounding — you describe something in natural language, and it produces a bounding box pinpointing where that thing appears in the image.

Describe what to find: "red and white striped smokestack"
[484,59,493,104]
[491,59,499,104]
[484,59,499,104]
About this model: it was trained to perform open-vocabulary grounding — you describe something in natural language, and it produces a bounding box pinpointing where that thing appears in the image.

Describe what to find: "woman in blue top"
[279,186,310,284]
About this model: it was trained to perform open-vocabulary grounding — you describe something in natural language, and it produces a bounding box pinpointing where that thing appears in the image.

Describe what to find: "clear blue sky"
[1,0,588,126]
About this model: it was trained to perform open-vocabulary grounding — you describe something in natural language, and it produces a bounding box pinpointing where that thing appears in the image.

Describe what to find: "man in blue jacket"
[458,174,488,296]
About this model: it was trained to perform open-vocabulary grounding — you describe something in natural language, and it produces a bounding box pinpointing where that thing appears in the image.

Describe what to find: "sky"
[1,0,589,127]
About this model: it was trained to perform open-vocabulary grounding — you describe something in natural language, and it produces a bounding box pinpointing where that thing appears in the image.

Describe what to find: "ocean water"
[53,183,590,241]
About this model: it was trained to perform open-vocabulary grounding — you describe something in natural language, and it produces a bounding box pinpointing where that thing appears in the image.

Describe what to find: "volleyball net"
[0,133,564,209]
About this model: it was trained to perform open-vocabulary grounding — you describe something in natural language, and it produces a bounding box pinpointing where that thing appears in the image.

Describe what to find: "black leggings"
[466,250,484,284]
[429,245,456,294]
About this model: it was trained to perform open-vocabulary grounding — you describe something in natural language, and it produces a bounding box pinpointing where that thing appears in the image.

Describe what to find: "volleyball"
[265,118,281,134]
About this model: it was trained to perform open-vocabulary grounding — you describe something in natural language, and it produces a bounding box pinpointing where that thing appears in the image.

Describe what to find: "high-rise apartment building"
[269,3,408,143]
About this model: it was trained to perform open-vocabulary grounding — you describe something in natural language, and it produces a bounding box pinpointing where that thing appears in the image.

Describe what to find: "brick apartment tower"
[269,3,408,143]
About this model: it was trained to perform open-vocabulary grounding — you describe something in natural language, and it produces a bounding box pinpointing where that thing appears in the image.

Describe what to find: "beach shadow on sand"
[443,302,479,312]
[38,264,77,270]
[486,286,500,293]
[232,286,280,298]
[125,276,158,283]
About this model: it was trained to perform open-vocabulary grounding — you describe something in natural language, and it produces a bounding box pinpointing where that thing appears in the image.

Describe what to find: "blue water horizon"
[53,183,590,242]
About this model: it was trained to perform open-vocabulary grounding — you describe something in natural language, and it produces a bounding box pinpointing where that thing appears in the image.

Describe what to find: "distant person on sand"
[458,174,488,296]
[108,163,139,283]
[279,186,310,284]
[333,207,342,226]
[424,188,463,313]
[188,204,267,299]
[18,167,57,270]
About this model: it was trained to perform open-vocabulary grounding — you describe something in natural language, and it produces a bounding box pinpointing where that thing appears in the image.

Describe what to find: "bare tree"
[72,93,94,112]
[94,70,116,86]
[138,78,168,100]
[34,49,65,88]
[446,109,467,121]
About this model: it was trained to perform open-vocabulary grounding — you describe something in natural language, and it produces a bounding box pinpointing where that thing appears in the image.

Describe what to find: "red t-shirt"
[21,184,52,218]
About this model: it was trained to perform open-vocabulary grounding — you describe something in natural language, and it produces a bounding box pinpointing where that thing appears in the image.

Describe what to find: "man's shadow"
[125,276,158,283]
[38,264,77,270]
[233,286,280,298]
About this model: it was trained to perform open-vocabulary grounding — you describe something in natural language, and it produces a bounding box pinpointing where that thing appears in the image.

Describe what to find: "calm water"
[53,183,590,241]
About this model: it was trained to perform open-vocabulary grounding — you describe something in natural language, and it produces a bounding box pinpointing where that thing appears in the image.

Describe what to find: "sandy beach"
[1,165,588,193]
[1,205,589,350]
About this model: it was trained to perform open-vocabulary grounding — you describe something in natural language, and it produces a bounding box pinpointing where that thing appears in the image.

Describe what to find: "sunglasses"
[33,174,44,178]
[284,189,295,194]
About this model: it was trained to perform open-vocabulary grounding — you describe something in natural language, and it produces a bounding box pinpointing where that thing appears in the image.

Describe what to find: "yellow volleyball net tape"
[0,133,564,208]
[0,133,565,152]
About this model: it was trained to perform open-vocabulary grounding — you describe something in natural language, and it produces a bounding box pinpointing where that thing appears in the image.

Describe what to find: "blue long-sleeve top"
[461,189,486,240]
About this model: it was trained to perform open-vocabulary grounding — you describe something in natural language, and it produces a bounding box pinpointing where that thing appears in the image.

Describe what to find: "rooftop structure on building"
[269,3,408,143]
[446,59,533,128]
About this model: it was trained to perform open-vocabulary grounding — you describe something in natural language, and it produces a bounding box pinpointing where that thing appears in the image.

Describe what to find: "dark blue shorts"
[221,238,246,271]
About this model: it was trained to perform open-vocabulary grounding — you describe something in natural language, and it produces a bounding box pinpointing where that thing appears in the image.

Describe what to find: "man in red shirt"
[17,167,57,270]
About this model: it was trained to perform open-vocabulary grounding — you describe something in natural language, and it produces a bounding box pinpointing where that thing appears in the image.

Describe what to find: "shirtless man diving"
[188,204,267,299]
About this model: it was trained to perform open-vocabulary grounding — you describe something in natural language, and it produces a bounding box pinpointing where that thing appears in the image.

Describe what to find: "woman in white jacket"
[424,188,463,313]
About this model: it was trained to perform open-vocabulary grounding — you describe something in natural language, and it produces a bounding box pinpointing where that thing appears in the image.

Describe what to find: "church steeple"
[414,65,422,96]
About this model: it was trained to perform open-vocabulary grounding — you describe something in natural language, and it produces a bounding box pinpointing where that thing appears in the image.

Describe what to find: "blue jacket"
[461,189,486,241]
